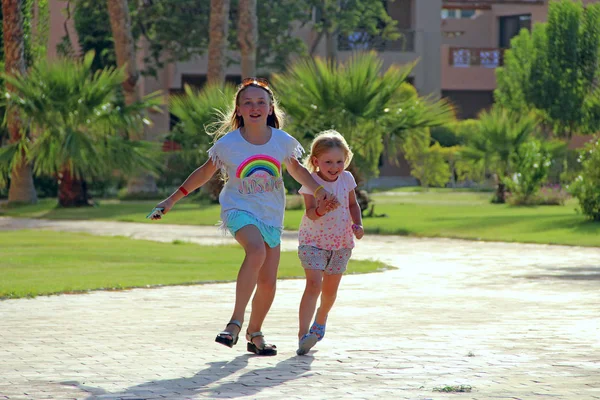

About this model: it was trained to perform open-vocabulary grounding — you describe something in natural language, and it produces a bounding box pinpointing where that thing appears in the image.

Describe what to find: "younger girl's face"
[313,147,346,182]
[236,86,273,126]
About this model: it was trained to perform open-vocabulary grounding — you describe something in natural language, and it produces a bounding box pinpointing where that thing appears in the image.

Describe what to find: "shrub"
[507,185,570,206]
[568,138,600,220]
[504,139,551,202]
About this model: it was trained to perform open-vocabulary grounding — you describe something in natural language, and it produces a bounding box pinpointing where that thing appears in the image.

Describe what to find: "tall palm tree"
[106,0,139,106]
[0,51,163,207]
[207,0,230,84]
[2,0,37,204]
[237,0,257,78]
[107,0,161,195]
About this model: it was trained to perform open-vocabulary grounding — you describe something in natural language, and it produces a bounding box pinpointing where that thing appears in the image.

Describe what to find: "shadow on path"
[62,354,314,399]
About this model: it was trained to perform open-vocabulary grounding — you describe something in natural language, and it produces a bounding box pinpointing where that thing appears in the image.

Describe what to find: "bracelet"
[315,208,324,217]
[178,186,189,196]
[313,185,324,197]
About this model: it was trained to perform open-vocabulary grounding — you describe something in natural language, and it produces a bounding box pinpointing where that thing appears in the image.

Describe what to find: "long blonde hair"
[304,130,354,173]
[209,79,286,141]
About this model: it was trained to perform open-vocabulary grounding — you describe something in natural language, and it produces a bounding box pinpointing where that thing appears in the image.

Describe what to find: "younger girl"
[295,130,364,356]
[149,78,338,356]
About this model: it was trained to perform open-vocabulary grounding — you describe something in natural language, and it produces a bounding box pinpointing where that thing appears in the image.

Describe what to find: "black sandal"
[246,331,277,356]
[215,320,242,348]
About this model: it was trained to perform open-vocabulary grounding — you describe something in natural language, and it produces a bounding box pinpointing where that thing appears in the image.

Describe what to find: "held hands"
[314,187,340,213]
[352,224,364,239]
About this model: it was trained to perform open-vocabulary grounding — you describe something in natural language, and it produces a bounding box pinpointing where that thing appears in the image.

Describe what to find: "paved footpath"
[1,217,600,400]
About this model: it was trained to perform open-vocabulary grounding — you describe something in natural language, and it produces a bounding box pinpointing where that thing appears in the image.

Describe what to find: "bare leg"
[246,243,281,347]
[298,269,323,339]
[222,225,267,340]
[315,273,342,325]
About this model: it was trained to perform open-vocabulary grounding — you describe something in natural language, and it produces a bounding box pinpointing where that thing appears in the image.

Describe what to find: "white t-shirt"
[298,171,357,250]
[207,128,304,229]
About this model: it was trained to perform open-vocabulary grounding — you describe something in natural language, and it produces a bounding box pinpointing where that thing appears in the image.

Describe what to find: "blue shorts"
[225,210,282,248]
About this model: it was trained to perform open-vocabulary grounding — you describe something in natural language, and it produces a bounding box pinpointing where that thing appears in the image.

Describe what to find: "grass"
[0,230,389,299]
[2,189,599,247]
[433,385,473,393]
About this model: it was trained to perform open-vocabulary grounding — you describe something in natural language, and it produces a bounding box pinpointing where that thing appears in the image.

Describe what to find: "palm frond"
[1,50,164,181]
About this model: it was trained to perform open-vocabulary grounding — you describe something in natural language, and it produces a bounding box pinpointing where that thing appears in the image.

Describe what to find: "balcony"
[338,29,415,52]
[442,46,501,90]
[449,47,505,68]
[443,0,544,4]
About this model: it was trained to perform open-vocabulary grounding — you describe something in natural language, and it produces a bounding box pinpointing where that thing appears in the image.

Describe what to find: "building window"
[441,8,477,19]
[443,31,466,38]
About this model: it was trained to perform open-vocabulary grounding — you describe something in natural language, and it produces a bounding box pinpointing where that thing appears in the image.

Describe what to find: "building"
[45,0,442,190]
[441,0,599,119]
[43,0,598,189]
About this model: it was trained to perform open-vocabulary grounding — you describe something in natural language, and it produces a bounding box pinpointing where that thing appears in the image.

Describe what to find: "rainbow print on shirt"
[236,155,281,178]
[236,155,283,194]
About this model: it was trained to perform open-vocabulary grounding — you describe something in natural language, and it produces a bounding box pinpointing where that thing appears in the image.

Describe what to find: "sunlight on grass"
[2,189,599,247]
[0,230,389,299]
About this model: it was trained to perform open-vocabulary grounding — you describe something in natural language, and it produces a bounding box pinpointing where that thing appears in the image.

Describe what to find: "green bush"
[504,139,551,204]
[569,138,600,220]
[403,129,450,188]
[507,185,570,206]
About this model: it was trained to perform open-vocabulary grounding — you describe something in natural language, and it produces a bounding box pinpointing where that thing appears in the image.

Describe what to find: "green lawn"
[1,189,599,246]
[0,230,388,299]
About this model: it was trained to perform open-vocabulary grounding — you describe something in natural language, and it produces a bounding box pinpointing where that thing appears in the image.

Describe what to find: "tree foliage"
[495,0,600,137]
[459,107,538,203]
[72,0,399,75]
[307,0,399,57]
[0,51,163,205]
[402,129,450,188]
[272,52,455,180]
[569,138,600,221]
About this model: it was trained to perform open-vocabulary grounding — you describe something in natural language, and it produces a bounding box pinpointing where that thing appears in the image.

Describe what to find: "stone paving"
[1,217,600,400]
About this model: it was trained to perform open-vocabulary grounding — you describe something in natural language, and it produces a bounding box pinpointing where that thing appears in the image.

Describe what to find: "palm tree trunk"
[207,0,230,84]
[237,0,257,79]
[3,0,37,204]
[325,30,338,63]
[107,0,158,195]
[309,30,324,56]
[106,0,139,106]
[58,168,92,207]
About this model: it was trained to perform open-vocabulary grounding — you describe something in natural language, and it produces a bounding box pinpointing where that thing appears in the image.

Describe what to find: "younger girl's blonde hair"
[304,130,354,173]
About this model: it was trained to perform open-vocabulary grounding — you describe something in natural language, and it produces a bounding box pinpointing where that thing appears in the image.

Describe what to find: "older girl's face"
[236,86,273,126]
[313,147,346,182]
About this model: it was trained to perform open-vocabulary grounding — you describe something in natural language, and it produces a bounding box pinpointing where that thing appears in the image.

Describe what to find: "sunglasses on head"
[240,77,271,90]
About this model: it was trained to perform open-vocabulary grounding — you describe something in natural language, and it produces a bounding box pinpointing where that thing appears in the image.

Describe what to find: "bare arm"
[285,157,322,194]
[154,158,219,215]
[285,158,339,207]
[348,189,364,239]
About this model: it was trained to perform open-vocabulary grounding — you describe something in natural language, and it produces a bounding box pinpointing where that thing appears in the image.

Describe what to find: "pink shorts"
[298,245,352,275]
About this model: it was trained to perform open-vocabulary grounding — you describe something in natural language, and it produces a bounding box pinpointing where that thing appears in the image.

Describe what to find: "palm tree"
[2,0,37,204]
[237,0,257,78]
[106,0,160,196]
[272,52,455,180]
[208,0,231,84]
[0,51,163,207]
[106,0,139,106]
[460,107,538,203]
[167,83,237,201]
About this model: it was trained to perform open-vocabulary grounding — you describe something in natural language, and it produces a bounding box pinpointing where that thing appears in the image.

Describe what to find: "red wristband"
[178,186,189,196]
[315,208,324,217]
